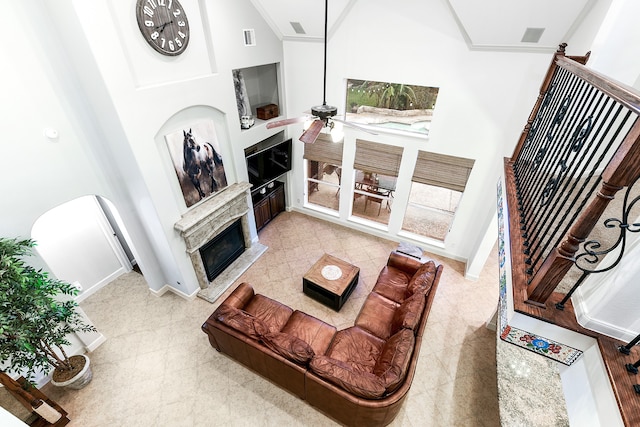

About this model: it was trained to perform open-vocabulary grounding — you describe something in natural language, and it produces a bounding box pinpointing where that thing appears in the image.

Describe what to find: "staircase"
[503,43,640,426]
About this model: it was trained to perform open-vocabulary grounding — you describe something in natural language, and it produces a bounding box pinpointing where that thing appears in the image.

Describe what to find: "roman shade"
[354,140,404,177]
[412,151,474,192]
[303,134,344,166]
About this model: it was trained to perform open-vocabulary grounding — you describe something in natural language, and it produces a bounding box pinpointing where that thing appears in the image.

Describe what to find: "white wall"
[585,0,640,88]
[282,0,553,263]
[2,0,286,296]
[1,2,111,274]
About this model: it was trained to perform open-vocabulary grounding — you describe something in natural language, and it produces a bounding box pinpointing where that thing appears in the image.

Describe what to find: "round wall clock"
[136,0,190,56]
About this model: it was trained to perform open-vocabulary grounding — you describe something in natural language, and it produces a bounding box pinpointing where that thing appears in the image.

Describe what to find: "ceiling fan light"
[330,121,344,142]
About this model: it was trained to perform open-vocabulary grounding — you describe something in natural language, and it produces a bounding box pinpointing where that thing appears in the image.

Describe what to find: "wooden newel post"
[526,182,622,305]
[511,44,568,161]
[526,121,640,306]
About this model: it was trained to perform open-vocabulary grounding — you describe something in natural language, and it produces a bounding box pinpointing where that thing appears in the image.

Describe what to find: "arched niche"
[154,105,236,211]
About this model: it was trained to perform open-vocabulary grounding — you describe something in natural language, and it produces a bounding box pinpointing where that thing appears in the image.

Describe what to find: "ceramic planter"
[51,354,92,390]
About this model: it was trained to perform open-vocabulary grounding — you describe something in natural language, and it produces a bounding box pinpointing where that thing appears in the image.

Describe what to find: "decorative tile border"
[500,325,583,366]
[496,180,583,366]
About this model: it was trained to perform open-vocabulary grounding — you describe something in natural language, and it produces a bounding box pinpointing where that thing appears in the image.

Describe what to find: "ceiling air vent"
[243,29,256,46]
[290,22,306,35]
[521,27,545,43]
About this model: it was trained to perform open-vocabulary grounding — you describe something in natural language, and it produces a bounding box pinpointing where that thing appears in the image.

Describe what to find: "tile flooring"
[41,211,500,426]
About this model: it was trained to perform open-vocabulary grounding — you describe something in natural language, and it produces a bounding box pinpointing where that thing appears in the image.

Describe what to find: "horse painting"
[181,128,225,202]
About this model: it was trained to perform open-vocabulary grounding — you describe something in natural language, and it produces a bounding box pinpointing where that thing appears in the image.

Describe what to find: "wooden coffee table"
[303,254,360,311]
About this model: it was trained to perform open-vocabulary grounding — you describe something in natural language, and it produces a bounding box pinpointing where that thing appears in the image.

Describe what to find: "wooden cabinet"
[252,181,285,232]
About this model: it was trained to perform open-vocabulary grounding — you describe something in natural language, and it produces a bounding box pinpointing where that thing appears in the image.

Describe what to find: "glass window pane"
[346,79,439,136]
[351,169,396,226]
[401,182,461,240]
[306,161,341,212]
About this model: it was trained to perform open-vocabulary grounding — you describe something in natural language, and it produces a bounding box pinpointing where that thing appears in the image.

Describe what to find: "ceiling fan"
[265,0,375,143]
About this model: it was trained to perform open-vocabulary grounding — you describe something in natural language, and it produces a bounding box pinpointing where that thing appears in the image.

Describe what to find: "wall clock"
[136,0,190,56]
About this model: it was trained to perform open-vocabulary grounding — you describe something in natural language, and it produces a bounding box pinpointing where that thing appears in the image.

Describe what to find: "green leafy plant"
[0,238,96,384]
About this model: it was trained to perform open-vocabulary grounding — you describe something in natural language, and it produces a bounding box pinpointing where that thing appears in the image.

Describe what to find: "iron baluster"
[556,176,640,310]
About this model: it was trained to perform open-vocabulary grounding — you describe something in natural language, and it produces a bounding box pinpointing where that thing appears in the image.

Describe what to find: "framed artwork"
[165,120,228,207]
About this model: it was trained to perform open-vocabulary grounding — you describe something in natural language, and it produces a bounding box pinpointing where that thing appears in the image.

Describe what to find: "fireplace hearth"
[174,182,267,303]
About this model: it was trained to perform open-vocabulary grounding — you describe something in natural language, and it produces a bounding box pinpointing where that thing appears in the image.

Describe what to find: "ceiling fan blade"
[299,120,324,144]
[331,117,378,135]
[265,116,308,129]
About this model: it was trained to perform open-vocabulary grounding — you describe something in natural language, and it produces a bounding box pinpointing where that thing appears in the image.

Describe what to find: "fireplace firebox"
[199,219,245,282]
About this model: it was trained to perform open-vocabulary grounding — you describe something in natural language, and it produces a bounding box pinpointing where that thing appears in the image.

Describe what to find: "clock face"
[136,0,190,56]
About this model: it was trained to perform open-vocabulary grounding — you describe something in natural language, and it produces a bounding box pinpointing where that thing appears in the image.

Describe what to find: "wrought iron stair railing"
[506,43,640,307]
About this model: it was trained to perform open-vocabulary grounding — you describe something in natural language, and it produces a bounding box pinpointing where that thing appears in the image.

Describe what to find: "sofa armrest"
[386,251,425,276]
[222,282,255,309]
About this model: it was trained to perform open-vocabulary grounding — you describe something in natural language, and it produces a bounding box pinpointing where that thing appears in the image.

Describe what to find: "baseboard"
[75,268,128,303]
[85,334,107,352]
[150,284,199,301]
[464,272,480,281]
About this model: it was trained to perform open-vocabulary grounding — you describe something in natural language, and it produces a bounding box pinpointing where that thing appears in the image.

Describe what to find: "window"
[346,79,439,136]
[304,134,343,212]
[402,151,474,240]
[352,140,403,226]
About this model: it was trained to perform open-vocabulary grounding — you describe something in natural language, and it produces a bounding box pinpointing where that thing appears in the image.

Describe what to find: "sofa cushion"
[372,266,412,303]
[326,327,385,374]
[391,292,426,335]
[373,329,415,393]
[261,331,315,365]
[281,310,337,356]
[354,292,399,340]
[310,355,386,399]
[244,294,293,332]
[406,261,436,297]
[213,304,268,340]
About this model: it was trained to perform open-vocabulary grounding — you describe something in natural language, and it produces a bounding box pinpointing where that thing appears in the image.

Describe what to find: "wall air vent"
[521,27,545,43]
[243,29,256,46]
[290,22,306,35]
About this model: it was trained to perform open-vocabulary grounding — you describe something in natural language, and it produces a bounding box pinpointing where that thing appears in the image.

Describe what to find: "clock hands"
[155,20,173,33]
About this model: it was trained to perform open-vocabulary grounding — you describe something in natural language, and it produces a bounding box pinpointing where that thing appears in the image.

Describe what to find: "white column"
[573,232,640,342]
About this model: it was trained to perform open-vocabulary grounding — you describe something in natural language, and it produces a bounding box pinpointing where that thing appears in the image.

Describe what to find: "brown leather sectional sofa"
[202,251,443,426]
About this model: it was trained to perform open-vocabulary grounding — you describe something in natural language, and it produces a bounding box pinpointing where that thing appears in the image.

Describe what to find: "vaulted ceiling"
[250,0,598,51]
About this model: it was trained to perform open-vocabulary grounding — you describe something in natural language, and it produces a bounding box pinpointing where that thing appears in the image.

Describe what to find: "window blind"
[303,134,344,166]
[354,139,404,177]
[412,151,475,192]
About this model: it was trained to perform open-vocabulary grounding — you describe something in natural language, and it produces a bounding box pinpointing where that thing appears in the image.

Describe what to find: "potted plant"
[0,237,97,389]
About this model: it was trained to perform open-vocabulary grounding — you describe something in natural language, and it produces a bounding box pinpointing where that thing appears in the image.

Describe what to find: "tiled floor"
[40,211,500,426]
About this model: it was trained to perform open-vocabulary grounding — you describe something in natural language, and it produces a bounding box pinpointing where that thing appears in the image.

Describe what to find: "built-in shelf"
[233,63,280,131]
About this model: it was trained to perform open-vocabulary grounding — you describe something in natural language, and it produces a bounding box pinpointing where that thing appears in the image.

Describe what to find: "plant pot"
[51,354,92,390]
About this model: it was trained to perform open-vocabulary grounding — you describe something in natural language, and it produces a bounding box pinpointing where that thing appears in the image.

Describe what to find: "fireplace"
[174,182,267,303]
[200,219,245,282]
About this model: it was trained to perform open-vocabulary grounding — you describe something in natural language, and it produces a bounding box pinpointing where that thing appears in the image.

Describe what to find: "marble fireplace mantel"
[174,182,267,303]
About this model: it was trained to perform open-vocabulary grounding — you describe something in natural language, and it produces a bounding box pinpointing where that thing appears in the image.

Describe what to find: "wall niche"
[232,63,281,130]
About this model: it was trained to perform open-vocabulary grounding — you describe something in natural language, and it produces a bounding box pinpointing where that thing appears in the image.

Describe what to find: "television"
[245,138,292,190]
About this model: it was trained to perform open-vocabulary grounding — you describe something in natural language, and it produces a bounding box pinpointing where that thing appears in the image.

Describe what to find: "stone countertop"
[496,335,570,427]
